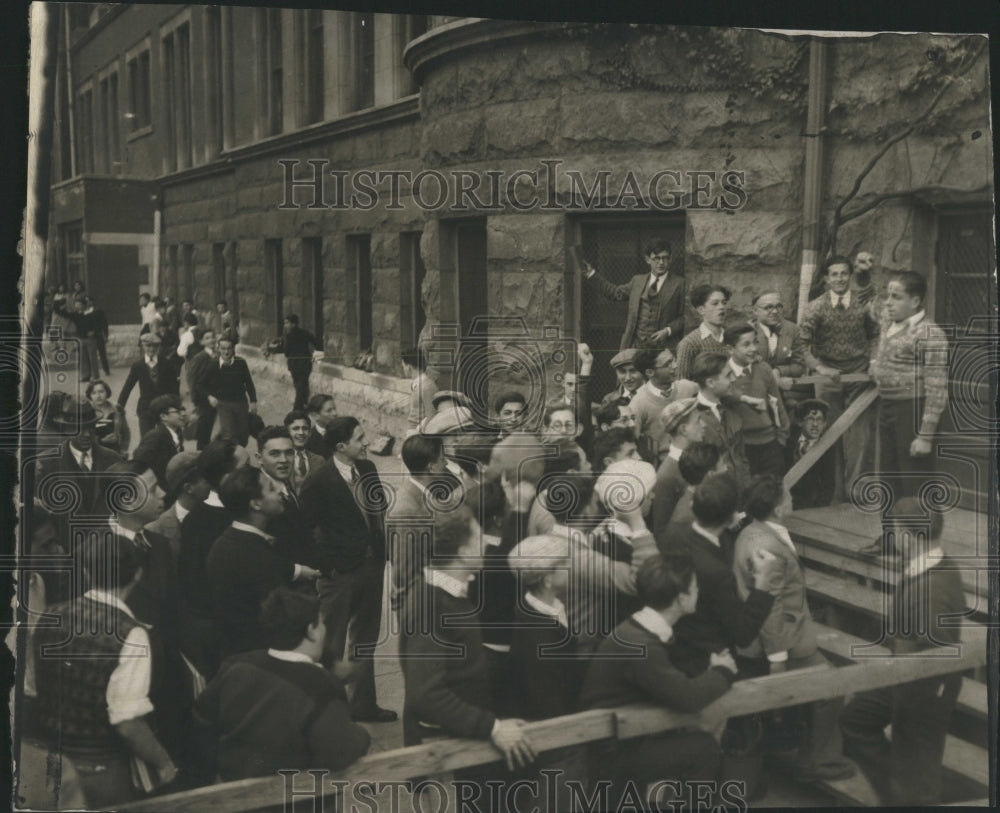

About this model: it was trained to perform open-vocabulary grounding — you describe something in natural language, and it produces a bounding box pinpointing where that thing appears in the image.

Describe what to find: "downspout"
[64,4,76,178]
[151,192,162,296]
[798,38,828,319]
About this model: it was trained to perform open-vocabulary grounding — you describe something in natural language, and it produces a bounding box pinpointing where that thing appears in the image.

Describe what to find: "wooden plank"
[943,735,990,787]
[121,637,987,813]
[771,753,880,807]
[957,678,989,722]
[787,372,874,386]
[815,623,890,661]
[784,385,878,489]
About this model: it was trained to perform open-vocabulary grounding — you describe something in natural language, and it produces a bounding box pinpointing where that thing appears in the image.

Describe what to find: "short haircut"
[884,496,944,541]
[216,335,235,347]
[542,446,587,478]
[430,504,477,564]
[306,394,334,415]
[256,425,292,452]
[139,293,151,302]
[401,346,427,372]
[691,472,740,526]
[634,344,662,376]
[723,324,756,348]
[742,474,786,521]
[541,472,597,525]
[489,435,547,487]
[678,442,722,486]
[284,314,300,326]
[493,391,526,415]
[751,290,781,306]
[86,533,144,591]
[260,587,320,650]
[542,403,576,428]
[194,327,211,342]
[218,464,264,517]
[889,270,927,303]
[823,255,852,275]
[326,416,361,450]
[401,433,443,475]
[591,427,636,472]
[85,379,112,400]
[199,438,239,489]
[645,239,672,257]
[150,394,182,419]
[636,551,696,610]
[689,351,731,386]
[283,409,310,427]
[690,283,731,308]
[595,399,628,427]
[183,312,199,326]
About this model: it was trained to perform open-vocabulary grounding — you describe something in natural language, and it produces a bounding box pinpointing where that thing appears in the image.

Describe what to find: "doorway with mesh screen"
[575,215,686,399]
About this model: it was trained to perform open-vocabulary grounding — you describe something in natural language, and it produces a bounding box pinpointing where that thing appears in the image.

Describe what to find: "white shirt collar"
[261,469,291,497]
[219,357,234,367]
[830,290,852,308]
[408,476,428,494]
[68,443,89,467]
[691,521,721,548]
[645,380,668,399]
[596,515,637,541]
[444,459,464,479]
[631,606,674,643]
[728,358,749,377]
[759,321,777,337]
[84,588,138,621]
[699,323,724,342]
[667,443,684,462]
[905,547,944,579]
[333,456,355,483]
[205,490,224,508]
[175,502,190,523]
[424,567,472,599]
[267,649,322,667]
[696,391,721,418]
[165,426,181,446]
[764,520,797,555]
[887,309,927,337]
[145,354,158,367]
[231,520,275,542]
[523,592,568,628]
[313,422,326,436]
[648,272,667,292]
[109,518,137,541]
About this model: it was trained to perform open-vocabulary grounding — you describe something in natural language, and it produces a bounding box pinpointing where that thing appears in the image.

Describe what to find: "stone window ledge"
[238,344,411,395]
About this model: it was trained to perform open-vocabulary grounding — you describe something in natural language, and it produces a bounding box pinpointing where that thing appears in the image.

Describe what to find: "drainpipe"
[151,192,162,296]
[64,4,76,178]
[798,37,828,320]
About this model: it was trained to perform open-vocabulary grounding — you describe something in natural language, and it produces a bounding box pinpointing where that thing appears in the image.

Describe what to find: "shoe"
[351,706,398,723]
[797,762,857,782]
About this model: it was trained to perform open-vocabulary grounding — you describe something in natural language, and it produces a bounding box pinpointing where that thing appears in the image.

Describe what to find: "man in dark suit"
[690,351,751,488]
[144,451,210,562]
[655,473,778,678]
[87,296,111,376]
[133,394,188,491]
[305,394,338,458]
[255,425,314,568]
[187,328,218,450]
[118,333,179,437]
[284,410,326,493]
[751,290,808,411]
[267,314,321,412]
[299,416,395,723]
[35,400,123,539]
[580,239,688,351]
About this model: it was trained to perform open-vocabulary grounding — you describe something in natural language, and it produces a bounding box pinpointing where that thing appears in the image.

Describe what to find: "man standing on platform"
[206,335,257,448]
[750,290,807,412]
[578,240,687,351]
[798,256,880,500]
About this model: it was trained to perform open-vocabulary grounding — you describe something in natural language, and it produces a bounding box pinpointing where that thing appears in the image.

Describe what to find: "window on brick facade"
[60,222,85,290]
[265,239,284,335]
[399,232,426,349]
[212,243,226,310]
[99,71,120,174]
[127,48,151,132]
[301,237,324,340]
[76,87,95,174]
[348,12,374,112]
[183,244,195,304]
[257,9,284,136]
[162,21,193,171]
[205,6,230,156]
[396,16,429,97]
[302,9,324,125]
[347,235,373,352]
[169,245,180,304]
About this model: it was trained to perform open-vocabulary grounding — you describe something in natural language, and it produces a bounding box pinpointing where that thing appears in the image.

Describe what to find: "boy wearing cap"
[144,450,210,562]
[133,394,188,491]
[606,348,645,403]
[787,399,836,509]
[652,397,704,535]
[119,334,178,437]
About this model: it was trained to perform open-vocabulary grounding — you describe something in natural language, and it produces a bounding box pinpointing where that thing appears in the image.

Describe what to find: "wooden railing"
[121,624,987,813]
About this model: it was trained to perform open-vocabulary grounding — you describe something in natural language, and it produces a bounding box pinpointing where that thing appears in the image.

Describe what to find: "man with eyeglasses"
[579,240,688,350]
[750,291,808,411]
[133,394,189,492]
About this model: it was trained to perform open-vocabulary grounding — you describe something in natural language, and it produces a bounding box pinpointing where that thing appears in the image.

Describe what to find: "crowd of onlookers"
[19,256,962,810]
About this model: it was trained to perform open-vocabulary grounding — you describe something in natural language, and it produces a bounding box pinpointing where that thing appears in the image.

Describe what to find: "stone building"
[46,5,994,438]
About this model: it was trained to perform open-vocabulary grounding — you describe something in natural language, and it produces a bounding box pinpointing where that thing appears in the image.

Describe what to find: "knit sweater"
[799,292,879,369]
[723,360,789,445]
[207,357,257,403]
[869,313,949,435]
[676,327,728,381]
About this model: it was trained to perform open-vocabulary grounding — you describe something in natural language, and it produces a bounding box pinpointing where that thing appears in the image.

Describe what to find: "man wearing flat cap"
[144,451,210,562]
[652,397,706,535]
[133,395,188,491]
[119,333,180,438]
[607,348,646,403]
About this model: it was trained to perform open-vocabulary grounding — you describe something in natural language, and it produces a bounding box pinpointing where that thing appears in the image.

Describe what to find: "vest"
[35,597,139,757]
[634,286,658,343]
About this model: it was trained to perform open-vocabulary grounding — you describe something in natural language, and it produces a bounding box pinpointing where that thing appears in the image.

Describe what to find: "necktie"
[79,450,91,471]
[835,297,845,311]
[149,363,158,385]
[177,439,185,453]
[296,451,308,478]
[350,465,359,484]
[284,488,299,510]
[647,277,660,299]
[767,328,778,356]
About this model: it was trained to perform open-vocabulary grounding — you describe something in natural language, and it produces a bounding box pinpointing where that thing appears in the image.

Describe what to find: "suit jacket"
[587,271,687,350]
[187,350,216,407]
[118,357,178,417]
[696,401,750,488]
[732,520,817,661]
[133,424,185,490]
[305,427,331,459]
[35,441,123,521]
[652,455,688,536]
[299,458,386,574]
[656,522,775,677]
[289,449,326,494]
[145,503,183,562]
[753,319,807,378]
